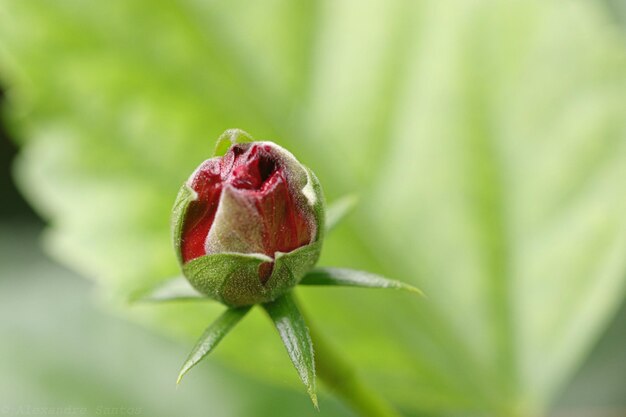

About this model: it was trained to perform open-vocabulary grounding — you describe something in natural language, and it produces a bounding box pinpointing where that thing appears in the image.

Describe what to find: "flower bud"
[171,130,324,306]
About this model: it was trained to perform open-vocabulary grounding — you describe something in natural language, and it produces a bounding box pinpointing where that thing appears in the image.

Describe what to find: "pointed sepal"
[171,183,197,264]
[300,267,423,296]
[325,194,358,233]
[177,306,251,384]
[262,292,318,408]
[136,276,205,302]
[213,128,253,157]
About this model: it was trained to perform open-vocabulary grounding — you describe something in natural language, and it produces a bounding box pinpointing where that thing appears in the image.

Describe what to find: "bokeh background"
[1,1,626,417]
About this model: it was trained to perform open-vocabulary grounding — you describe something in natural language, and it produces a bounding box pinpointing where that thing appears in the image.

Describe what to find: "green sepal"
[325,194,358,233]
[171,183,197,264]
[182,252,271,306]
[183,240,322,307]
[300,267,424,296]
[136,276,205,302]
[213,129,253,157]
[177,306,251,384]
[262,292,317,408]
[265,240,323,299]
[304,166,326,243]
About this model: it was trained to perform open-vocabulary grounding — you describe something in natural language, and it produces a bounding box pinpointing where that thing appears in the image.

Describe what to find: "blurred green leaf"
[1,0,625,416]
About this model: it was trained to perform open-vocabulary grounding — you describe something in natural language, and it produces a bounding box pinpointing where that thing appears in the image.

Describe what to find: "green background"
[1,0,626,416]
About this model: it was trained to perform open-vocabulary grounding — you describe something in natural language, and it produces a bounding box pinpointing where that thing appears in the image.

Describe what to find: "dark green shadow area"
[551,298,626,417]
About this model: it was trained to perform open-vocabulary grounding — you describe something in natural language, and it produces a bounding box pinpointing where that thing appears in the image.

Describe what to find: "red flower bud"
[171,131,324,306]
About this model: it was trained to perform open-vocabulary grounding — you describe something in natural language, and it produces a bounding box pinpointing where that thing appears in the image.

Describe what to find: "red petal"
[252,170,312,256]
[258,262,274,285]
[180,160,223,263]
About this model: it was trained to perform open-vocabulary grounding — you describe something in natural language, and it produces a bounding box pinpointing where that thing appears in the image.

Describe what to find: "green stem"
[305,315,404,417]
